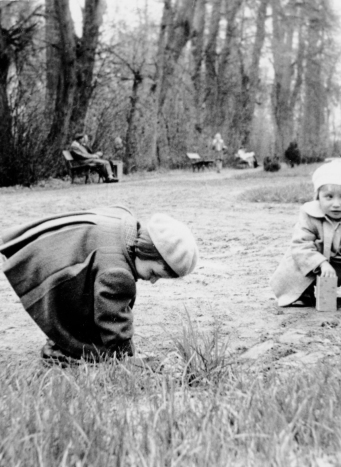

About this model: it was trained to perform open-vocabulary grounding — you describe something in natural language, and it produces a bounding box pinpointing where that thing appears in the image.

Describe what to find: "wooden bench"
[62,150,104,184]
[187,153,215,172]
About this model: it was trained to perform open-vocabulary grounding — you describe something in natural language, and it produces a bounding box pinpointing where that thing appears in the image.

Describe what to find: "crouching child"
[0,206,198,363]
[270,161,341,307]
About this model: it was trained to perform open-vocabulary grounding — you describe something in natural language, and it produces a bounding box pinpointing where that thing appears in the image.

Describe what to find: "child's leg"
[297,281,316,306]
[330,257,341,286]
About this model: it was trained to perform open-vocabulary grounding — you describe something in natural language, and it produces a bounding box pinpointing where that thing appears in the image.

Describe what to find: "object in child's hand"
[316,276,337,312]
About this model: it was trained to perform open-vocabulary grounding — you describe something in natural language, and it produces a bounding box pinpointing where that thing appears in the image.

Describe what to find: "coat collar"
[303,200,341,228]
[302,200,326,219]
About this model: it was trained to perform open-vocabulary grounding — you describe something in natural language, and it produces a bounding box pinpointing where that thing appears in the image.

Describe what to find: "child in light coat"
[271,161,341,306]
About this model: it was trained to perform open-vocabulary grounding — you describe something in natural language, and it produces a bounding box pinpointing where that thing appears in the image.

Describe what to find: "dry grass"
[1,319,341,466]
[241,182,314,204]
[235,163,320,180]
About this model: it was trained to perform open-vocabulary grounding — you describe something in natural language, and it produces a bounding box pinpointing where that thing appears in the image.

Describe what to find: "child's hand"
[320,261,337,278]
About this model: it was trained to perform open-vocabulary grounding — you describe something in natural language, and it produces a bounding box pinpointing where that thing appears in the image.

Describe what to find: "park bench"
[62,150,104,184]
[187,153,215,172]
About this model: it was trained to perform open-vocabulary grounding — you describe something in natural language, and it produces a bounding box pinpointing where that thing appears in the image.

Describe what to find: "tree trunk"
[45,0,105,167]
[45,0,61,127]
[149,0,172,169]
[46,0,77,164]
[191,0,205,134]
[70,0,106,133]
[241,0,269,148]
[301,4,325,160]
[215,0,243,134]
[124,71,143,174]
[270,0,303,158]
[204,0,223,131]
[149,0,197,168]
[0,27,14,186]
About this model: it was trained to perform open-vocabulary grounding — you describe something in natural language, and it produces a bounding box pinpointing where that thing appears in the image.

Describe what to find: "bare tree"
[70,0,106,130]
[150,0,198,168]
[191,0,206,133]
[301,0,332,160]
[0,3,39,186]
[45,0,105,163]
[204,0,223,130]
[270,0,304,158]
[45,0,61,123]
[239,0,269,148]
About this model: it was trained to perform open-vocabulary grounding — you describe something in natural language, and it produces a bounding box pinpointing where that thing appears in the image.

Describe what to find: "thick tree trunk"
[191,0,205,134]
[0,30,13,186]
[46,0,77,165]
[241,0,269,148]
[270,0,303,158]
[204,0,223,131]
[215,0,243,134]
[150,0,197,168]
[45,0,61,127]
[70,0,106,133]
[148,0,171,169]
[301,7,325,160]
[45,0,104,167]
[124,71,143,174]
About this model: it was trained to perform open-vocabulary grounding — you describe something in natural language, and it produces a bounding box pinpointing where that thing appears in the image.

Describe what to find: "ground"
[1,166,340,370]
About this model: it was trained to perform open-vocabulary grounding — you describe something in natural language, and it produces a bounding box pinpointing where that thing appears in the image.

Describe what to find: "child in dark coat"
[0,206,198,363]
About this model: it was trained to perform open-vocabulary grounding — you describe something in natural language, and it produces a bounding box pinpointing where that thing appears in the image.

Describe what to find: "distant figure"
[113,136,124,160]
[263,155,281,172]
[212,133,227,173]
[284,141,301,168]
[71,133,117,183]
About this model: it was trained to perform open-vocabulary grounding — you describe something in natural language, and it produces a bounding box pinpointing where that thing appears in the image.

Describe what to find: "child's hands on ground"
[320,261,337,277]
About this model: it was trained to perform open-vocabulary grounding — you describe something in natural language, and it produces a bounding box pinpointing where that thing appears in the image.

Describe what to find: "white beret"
[147,213,199,277]
[312,160,341,192]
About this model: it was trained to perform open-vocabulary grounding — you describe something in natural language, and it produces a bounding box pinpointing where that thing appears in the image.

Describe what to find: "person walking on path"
[0,206,199,364]
[212,133,227,173]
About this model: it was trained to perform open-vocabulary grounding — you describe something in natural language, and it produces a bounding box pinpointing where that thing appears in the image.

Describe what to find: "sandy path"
[1,167,340,369]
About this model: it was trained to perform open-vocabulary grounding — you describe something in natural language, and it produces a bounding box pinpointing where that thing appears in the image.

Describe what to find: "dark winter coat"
[0,206,138,359]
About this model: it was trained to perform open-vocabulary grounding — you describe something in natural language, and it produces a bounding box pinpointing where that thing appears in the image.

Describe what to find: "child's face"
[319,184,341,220]
[135,258,171,283]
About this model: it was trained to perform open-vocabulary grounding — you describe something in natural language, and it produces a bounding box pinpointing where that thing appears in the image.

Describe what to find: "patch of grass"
[234,163,319,180]
[241,181,314,203]
[1,321,341,466]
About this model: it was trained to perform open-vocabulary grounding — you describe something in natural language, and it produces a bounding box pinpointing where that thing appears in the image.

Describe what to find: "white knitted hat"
[312,160,341,193]
[147,214,199,277]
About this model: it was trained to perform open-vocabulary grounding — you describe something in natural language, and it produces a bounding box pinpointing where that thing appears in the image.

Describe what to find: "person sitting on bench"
[71,133,117,183]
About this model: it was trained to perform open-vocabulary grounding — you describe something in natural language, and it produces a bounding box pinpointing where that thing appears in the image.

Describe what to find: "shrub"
[263,156,281,172]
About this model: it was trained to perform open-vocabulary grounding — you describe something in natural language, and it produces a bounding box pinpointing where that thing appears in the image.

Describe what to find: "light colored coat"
[0,206,138,359]
[270,200,341,306]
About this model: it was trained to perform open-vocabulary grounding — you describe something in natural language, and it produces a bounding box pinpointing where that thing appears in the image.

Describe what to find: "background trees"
[0,0,340,186]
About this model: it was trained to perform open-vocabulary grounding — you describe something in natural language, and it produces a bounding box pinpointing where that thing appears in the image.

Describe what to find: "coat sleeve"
[94,267,136,357]
[291,209,326,276]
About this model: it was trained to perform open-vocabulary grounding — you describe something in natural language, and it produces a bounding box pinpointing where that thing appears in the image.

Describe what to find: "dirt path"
[1,167,340,369]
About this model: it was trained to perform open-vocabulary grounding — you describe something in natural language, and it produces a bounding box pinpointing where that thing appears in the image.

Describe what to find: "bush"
[263,156,281,172]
